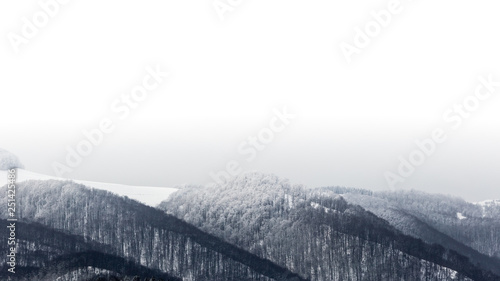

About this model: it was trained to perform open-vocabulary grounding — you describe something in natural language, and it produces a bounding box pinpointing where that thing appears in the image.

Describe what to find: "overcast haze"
[1,1,499,201]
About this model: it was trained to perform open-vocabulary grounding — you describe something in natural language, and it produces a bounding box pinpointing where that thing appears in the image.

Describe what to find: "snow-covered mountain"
[1,148,498,280]
[0,149,308,280]
[0,169,178,207]
[160,172,499,281]
[1,179,306,281]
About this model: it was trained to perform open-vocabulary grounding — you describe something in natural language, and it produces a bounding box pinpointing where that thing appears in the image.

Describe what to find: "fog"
[1,1,499,201]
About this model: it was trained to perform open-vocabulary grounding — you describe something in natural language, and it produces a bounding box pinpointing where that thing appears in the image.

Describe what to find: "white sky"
[1,0,499,201]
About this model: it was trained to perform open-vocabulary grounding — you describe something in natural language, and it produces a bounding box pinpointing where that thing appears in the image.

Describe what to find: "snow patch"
[456,212,466,220]
[284,194,294,208]
[0,169,178,207]
[310,202,321,209]
[310,201,339,214]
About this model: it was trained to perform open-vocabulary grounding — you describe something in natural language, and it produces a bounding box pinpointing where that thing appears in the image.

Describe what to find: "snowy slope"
[0,169,178,207]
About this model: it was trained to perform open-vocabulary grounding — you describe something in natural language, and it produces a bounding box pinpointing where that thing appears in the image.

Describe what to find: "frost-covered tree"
[0,148,24,170]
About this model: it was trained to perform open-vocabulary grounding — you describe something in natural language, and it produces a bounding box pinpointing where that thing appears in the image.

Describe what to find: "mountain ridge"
[161,172,498,281]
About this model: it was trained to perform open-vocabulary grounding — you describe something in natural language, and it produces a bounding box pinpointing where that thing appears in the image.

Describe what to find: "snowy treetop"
[0,148,24,170]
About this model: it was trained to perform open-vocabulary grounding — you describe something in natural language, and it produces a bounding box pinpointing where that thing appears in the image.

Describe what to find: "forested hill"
[318,186,500,272]
[1,173,498,280]
[161,172,499,281]
[0,180,307,281]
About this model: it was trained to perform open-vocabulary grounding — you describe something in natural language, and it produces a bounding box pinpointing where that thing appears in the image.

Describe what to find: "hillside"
[321,187,500,261]
[160,172,497,281]
[0,179,306,281]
